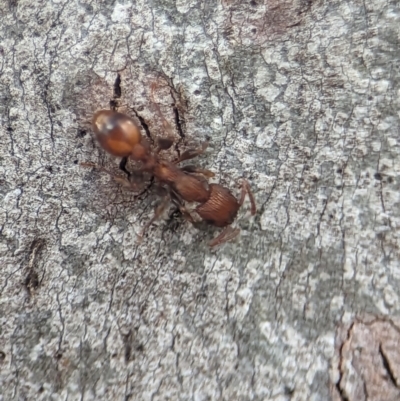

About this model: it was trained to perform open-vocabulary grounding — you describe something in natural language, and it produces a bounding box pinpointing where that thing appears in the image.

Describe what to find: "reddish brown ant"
[82,92,256,247]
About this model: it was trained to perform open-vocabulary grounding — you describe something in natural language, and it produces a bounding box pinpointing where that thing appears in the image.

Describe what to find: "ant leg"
[140,194,170,237]
[175,141,209,164]
[169,188,184,207]
[119,157,130,177]
[238,179,257,215]
[169,189,196,224]
[178,205,196,224]
[209,226,240,247]
[81,162,121,178]
[180,165,215,178]
[80,162,142,191]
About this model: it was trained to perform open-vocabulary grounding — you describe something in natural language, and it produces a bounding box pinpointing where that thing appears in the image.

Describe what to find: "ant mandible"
[82,85,256,247]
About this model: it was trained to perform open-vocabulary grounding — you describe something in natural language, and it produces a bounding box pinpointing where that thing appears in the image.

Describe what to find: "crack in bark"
[335,322,355,401]
[170,89,185,140]
[114,73,122,99]
[24,238,45,298]
[379,344,399,389]
[131,107,153,141]
[123,330,133,363]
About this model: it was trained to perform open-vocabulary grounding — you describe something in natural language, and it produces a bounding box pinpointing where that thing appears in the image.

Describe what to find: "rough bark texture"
[331,316,400,401]
[1,0,400,400]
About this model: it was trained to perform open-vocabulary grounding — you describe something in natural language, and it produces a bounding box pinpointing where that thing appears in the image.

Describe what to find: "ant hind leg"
[139,194,171,238]
[209,226,240,247]
[238,179,257,215]
[180,164,215,178]
[169,189,196,223]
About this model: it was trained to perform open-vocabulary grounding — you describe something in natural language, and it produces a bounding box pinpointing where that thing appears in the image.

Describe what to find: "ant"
[81,87,256,247]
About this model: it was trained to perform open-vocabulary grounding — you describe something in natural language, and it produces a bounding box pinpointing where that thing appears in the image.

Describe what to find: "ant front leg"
[175,141,209,164]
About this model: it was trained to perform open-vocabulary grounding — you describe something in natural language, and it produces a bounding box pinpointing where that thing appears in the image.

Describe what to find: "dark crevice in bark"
[335,322,355,401]
[172,104,185,139]
[335,382,350,401]
[379,343,399,388]
[24,238,45,298]
[77,129,87,138]
[130,108,152,141]
[114,73,122,98]
[24,270,39,296]
[123,330,132,363]
[110,73,122,110]
[168,88,185,157]
[157,75,186,140]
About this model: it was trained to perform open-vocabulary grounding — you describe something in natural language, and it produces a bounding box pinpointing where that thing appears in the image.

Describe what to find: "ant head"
[92,110,142,157]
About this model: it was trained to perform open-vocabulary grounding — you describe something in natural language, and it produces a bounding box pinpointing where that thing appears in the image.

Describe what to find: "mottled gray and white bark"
[1,0,400,400]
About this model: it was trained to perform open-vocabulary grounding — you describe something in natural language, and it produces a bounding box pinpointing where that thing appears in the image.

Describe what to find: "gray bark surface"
[1,0,400,400]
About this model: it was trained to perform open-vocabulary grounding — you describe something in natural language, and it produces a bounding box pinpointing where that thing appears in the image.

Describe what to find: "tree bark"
[1,0,400,400]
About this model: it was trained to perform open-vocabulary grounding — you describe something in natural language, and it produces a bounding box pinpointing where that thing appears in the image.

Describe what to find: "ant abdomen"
[196,184,239,227]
